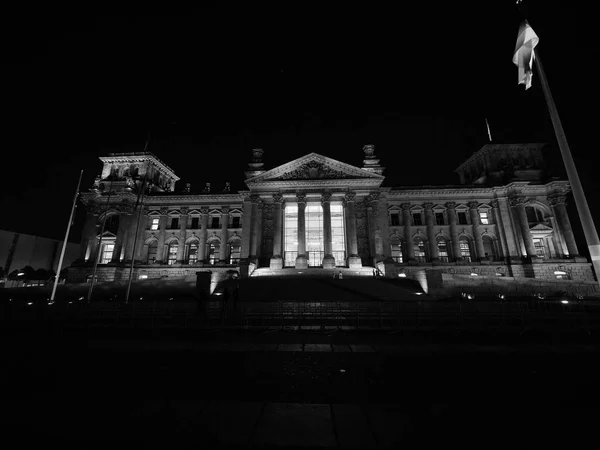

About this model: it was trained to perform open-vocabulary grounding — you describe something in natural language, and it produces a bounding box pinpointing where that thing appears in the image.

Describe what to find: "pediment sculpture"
[273,160,352,180]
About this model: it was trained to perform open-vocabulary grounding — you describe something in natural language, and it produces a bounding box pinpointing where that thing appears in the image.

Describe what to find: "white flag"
[513,21,539,90]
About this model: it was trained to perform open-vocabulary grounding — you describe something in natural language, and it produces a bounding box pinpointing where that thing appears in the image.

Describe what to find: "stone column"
[198,207,209,262]
[176,207,188,264]
[111,212,130,263]
[220,206,230,263]
[510,197,537,259]
[155,208,169,263]
[125,207,149,263]
[490,200,508,260]
[446,202,462,261]
[255,203,264,260]
[550,195,579,257]
[295,193,308,269]
[321,193,335,268]
[344,193,361,268]
[270,194,284,269]
[424,203,439,261]
[249,195,261,263]
[366,193,384,263]
[498,197,521,257]
[80,211,98,261]
[401,203,415,261]
[468,202,486,261]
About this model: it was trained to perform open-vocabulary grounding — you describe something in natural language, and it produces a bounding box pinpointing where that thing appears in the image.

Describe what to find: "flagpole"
[535,50,600,283]
[125,138,151,304]
[51,170,84,301]
[87,178,114,303]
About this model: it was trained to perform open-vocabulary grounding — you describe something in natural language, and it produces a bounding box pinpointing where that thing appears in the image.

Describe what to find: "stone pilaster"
[550,195,579,257]
[155,207,168,264]
[249,195,261,264]
[344,193,361,269]
[198,207,209,262]
[80,211,98,262]
[220,206,230,263]
[468,201,486,261]
[490,200,507,260]
[498,197,521,257]
[111,212,130,263]
[401,203,415,261]
[423,203,439,261]
[510,197,537,259]
[270,194,284,269]
[321,193,335,269]
[295,193,308,269]
[176,207,188,264]
[446,202,461,261]
[134,209,149,261]
[366,193,384,264]
[255,202,264,260]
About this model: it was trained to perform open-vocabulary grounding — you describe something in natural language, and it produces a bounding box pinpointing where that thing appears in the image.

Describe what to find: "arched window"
[167,241,178,265]
[187,241,199,264]
[390,240,403,263]
[208,242,220,265]
[482,236,496,260]
[437,238,449,262]
[100,242,115,264]
[229,241,241,265]
[147,240,158,264]
[414,237,427,263]
[105,214,119,235]
[526,206,545,224]
[459,238,472,262]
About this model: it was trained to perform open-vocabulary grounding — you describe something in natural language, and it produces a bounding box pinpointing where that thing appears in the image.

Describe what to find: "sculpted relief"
[274,160,352,180]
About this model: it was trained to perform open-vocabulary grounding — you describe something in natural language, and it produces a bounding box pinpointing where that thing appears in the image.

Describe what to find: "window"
[187,242,199,264]
[190,217,199,229]
[230,242,241,264]
[533,238,546,258]
[412,213,422,226]
[482,236,496,260]
[554,270,569,280]
[435,213,445,225]
[150,217,160,230]
[437,239,449,262]
[105,215,120,235]
[167,242,178,265]
[100,243,114,264]
[330,203,346,266]
[211,217,220,229]
[284,204,298,267]
[208,243,219,265]
[306,204,324,267]
[414,238,427,262]
[390,213,400,226]
[232,216,241,228]
[479,211,489,225]
[459,240,472,262]
[391,242,403,263]
[170,217,179,229]
[147,241,158,263]
[458,212,468,225]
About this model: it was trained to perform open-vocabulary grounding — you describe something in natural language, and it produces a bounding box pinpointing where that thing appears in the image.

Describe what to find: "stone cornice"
[246,179,384,189]
[144,194,244,203]
[100,153,180,181]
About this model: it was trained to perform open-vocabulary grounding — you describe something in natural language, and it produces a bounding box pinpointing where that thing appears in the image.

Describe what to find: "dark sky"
[1,1,598,256]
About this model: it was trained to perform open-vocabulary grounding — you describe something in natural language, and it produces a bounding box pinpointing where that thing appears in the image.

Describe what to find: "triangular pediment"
[246,153,384,184]
[530,223,553,231]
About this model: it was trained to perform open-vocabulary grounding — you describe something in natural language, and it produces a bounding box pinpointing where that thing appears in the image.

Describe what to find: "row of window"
[389,211,489,226]
[148,241,242,265]
[148,216,242,231]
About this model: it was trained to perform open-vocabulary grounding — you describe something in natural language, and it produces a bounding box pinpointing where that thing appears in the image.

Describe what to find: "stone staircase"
[250,267,376,278]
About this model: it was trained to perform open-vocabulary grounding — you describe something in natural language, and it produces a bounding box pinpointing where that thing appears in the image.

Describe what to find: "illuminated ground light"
[470,273,478,276]
[415,292,423,296]
[398,273,407,278]
[561,300,569,304]
[139,274,148,279]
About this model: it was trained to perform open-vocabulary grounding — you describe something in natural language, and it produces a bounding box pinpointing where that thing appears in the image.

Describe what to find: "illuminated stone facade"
[68,143,596,286]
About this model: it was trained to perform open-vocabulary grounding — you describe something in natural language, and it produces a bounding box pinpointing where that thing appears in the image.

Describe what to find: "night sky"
[1,2,598,257]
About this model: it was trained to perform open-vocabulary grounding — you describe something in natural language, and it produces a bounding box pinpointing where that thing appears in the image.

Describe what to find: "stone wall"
[66,264,238,294]
[426,270,599,299]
